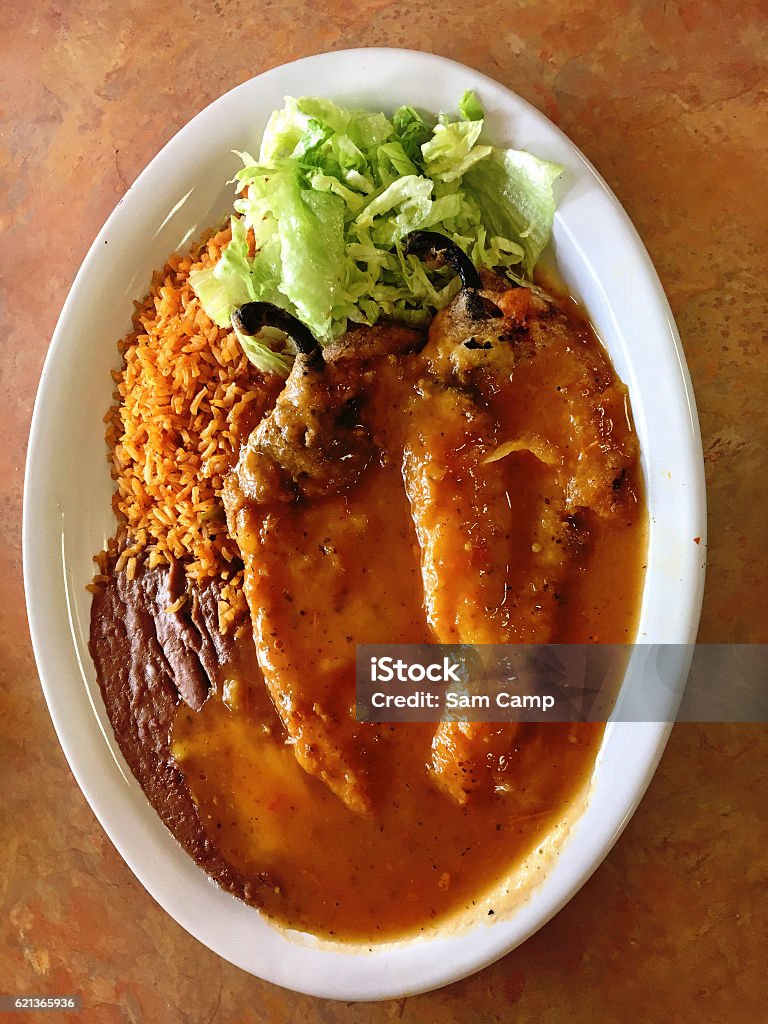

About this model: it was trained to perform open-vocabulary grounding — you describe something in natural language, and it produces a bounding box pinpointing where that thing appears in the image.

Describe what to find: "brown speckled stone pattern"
[2,0,766,1020]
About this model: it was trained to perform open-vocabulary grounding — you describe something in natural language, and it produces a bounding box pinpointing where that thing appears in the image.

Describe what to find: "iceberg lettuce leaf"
[465,148,562,273]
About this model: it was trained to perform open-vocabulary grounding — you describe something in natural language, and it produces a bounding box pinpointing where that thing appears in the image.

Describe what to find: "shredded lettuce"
[192,91,562,373]
[231,318,295,376]
[458,89,485,122]
[188,216,254,326]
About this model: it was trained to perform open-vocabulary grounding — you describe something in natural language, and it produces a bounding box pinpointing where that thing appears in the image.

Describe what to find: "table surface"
[2,1,766,1021]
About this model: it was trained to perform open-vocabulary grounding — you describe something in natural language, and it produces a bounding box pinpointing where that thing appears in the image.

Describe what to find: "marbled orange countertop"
[2,1,766,1021]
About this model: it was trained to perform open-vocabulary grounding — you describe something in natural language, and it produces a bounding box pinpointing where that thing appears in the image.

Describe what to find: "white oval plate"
[23,49,706,1000]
